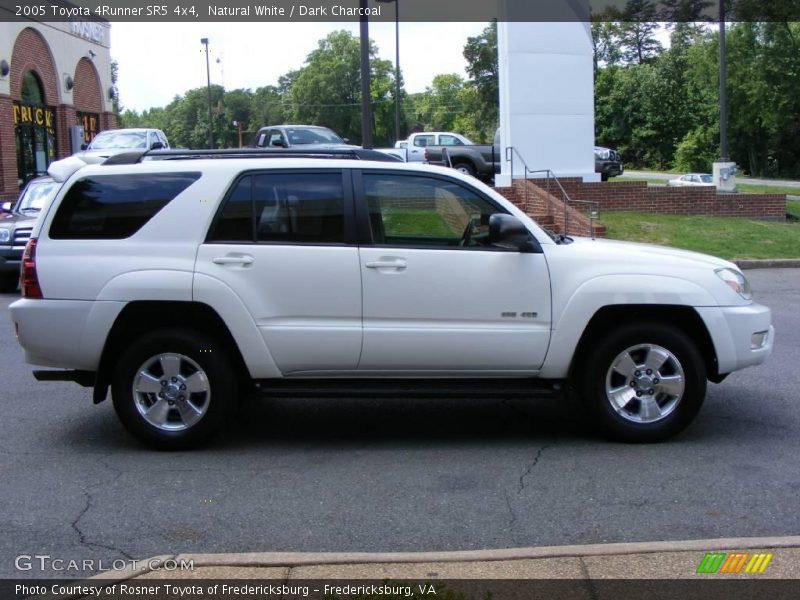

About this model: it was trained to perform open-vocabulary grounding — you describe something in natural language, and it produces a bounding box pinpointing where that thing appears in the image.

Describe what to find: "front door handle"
[213,255,254,266]
[365,259,407,270]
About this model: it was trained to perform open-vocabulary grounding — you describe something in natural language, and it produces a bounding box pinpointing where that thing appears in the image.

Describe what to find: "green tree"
[288,30,397,146]
[463,20,498,138]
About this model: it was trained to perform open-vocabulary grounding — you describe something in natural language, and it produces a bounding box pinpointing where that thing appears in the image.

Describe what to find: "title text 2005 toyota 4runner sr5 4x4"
[9,148,773,448]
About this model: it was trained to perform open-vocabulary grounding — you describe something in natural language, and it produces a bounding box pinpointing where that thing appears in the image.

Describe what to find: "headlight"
[715,268,752,300]
[595,149,610,160]
[0,228,10,244]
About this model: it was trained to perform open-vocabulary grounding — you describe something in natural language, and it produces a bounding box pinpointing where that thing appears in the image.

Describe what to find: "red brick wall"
[0,96,17,202]
[531,179,786,221]
[73,58,102,114]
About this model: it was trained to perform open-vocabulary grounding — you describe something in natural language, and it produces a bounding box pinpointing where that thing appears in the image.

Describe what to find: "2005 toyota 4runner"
[9,149,773,448]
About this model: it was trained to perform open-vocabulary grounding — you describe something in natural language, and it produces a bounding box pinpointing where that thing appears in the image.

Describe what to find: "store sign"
[77,112,99,143]
[71,21,105,45]
[13,104,55,131]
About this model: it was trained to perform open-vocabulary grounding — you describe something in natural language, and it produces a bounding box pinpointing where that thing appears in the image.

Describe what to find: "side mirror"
[271,139,286,148]
[80,143,88,151]
[1,201,12,212]
[343,138,350,144]
[150,141,164,150]
[489,214,540,252]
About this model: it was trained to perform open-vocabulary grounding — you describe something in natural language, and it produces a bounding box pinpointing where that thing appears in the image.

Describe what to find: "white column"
[496,20,597,186]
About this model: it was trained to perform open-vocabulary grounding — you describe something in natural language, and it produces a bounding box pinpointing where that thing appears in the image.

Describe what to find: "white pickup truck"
[9,149,773,448]
[378,131,474,162]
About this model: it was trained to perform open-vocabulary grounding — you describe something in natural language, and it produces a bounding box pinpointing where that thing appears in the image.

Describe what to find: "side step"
[254,378,564,399]
[33,370,95,387]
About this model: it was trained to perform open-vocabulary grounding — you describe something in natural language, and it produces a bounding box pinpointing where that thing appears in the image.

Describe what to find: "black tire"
[111,328,238,449]
[578,322,706,443]
[0,272,19,293]
[453,162,476,177]
[600,173,609,182]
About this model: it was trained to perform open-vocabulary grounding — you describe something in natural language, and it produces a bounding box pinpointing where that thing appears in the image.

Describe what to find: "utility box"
[69,125,85,154]
[713,161,737,192]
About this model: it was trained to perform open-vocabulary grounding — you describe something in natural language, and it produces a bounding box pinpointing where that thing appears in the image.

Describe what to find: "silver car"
[76,128,170,163]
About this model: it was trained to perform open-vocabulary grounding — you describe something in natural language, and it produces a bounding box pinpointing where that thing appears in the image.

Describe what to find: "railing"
[504,146,599,239]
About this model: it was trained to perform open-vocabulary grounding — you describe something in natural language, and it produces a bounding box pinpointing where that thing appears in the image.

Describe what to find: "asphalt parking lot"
[1,268,798,579]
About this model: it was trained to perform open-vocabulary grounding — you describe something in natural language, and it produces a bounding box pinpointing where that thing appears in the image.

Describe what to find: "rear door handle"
[213,255,254,266]
[365,259,407,270]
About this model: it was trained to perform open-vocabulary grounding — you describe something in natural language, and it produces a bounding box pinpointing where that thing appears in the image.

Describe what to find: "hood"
[568,236,737,271]
[0,210,37,227]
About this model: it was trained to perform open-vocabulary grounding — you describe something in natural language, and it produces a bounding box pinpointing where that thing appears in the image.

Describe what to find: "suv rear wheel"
[579,322,706,442]
[112,328,237,449]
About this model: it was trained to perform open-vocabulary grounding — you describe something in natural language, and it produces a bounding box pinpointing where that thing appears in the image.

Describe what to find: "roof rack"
[102,147,402,166]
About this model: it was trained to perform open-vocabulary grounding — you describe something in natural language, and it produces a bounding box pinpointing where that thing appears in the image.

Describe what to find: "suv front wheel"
[112,328,237,449]
[580,322,707,442]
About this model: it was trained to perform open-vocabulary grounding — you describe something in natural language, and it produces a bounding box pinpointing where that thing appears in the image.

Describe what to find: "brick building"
[0,19,116,201]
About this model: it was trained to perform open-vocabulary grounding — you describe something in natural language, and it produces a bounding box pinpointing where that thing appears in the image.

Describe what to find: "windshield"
[88,130,148,150]
[700,175,713,183]
[285,127,343,145]
[16,180,59,214]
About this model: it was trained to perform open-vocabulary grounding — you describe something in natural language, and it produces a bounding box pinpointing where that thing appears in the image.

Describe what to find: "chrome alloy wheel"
[604,344,685,424]
[132,353,210,431]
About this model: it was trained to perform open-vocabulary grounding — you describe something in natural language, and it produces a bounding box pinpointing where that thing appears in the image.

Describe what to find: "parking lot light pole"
[201,37,213,149]
[359,0,373,148]
[718,0,728,162]
[376,0,401,144]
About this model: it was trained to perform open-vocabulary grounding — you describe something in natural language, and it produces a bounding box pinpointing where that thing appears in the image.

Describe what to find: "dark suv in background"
[0,177,60,292]
[594,146,624,181]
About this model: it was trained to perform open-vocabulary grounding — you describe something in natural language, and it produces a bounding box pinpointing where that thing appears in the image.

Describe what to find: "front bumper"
[0,246,22,273]
[696,303,774,375]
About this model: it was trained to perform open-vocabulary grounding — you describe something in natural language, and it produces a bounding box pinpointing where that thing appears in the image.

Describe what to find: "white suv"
[9,149,774,448]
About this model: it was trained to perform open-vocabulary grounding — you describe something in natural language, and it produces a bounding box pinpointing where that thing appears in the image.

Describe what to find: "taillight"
[424,149,429,162]
[21,238,42,298]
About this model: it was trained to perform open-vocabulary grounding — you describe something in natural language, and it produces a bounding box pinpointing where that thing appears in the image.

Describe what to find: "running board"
[254,378,564,399]
[33,370,95,387]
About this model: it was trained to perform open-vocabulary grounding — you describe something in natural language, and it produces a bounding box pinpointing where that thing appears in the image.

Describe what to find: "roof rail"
[101,147,401,166]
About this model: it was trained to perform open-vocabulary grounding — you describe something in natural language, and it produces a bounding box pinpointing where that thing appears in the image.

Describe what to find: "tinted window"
[364,174,502,248]
[209,172,345,244]
[211,176,252,242]
[50,173,200,240]
[413,135,434,148]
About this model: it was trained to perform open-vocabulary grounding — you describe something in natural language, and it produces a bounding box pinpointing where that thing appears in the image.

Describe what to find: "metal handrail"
[504,146,599,239]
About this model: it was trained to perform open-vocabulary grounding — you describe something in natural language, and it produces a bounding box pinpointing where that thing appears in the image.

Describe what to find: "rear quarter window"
[49,173,200,240]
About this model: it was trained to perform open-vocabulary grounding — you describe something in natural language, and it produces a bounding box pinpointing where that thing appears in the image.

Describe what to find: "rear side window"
[49,173,200,240]
[208,172,345,244]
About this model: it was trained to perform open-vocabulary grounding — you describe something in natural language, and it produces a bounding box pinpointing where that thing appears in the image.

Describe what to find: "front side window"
[209,172,345,244]
[364,174,503,249]
[50,173,200,239]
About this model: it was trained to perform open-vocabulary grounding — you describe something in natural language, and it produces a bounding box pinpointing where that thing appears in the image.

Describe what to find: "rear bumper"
[696,303,774,375]
[9,298,125,370]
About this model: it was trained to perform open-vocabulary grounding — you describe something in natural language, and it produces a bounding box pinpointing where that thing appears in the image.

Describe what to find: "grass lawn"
[787,200,800,216]
[600,212,800,260]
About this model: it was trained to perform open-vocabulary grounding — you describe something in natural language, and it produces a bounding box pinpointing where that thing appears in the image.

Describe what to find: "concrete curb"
[148,536,800,569]
[735,259,800,270]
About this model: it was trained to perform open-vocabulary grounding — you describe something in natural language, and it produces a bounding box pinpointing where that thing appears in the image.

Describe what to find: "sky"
[110,22,487,113]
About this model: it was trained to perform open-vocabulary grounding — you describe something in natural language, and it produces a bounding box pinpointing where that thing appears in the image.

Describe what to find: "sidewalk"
[101,536,800,581]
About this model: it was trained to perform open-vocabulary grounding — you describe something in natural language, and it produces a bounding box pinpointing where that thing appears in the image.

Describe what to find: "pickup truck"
[376,132,474,162]
[595,146,624,181]
[425,129,501,182]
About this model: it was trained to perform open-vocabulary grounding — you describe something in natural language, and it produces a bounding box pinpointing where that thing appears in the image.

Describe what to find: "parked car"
[376,132,474,162]
[76,128,170,163]
[253,125,356,149]
[668,174,715,187]
[594,146,624,181]
[0,176,61,292]
[10,149,773,448]
[424,128,501,181]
